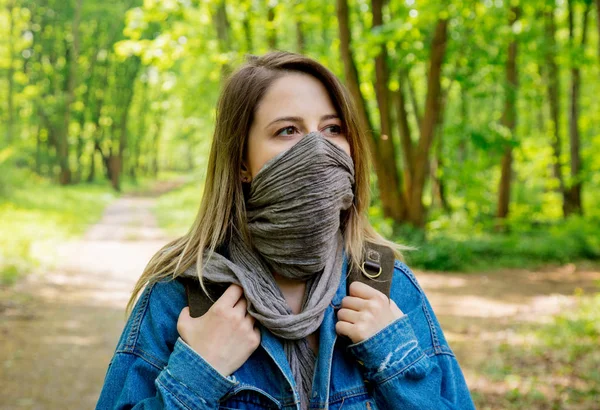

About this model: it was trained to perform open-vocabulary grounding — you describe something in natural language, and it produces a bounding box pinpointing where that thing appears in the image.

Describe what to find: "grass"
[153,174,205,236]
[0,170,117,285]
[472,290,600,409]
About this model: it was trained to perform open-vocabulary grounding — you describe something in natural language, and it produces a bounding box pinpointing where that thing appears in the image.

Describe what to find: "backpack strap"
[346,241,395,298]
[179,241,396,319]
[179,276,229,318]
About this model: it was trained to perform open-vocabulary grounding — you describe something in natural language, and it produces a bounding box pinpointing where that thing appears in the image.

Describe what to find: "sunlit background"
[1,0,599,409]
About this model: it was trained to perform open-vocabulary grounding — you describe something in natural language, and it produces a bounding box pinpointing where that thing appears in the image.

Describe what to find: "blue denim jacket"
[96,254,476,409]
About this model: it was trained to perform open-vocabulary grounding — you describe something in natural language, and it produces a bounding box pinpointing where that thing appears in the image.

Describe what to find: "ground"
[0,189,598,409]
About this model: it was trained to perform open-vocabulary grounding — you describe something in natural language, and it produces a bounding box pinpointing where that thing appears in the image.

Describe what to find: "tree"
[497,6,520,224]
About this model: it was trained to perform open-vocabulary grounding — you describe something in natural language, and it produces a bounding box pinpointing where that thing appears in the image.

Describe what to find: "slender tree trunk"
[458,85,468,163]
[243,4,253,53]
[371,0,405,221]
[565,0,591,216]
[497,6,520,225]
[407,18,449,227]
[337,0,406,222]
[296,19,305,53]
[57,0,83,184]
[393,79,414,202]
[431,91,450,212]
[214,0,232,78]
[6,0,15,144]
[112,59,141,191]
[544,7,567,216]
[596,0,600,60]
[151,120,164,177]
[404,69,422,131]
[267,3,277,49]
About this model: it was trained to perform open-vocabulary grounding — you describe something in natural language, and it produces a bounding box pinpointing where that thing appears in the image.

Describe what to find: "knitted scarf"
[183,131,355,409]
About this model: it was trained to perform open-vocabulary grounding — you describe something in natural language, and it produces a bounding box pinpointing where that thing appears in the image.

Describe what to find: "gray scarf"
[183,131,355,409]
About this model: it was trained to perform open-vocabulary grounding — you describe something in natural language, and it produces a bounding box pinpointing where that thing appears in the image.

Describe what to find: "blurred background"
[0,0,599,409]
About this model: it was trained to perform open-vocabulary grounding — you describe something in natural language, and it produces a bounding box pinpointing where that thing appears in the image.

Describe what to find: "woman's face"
[243,72,351,181]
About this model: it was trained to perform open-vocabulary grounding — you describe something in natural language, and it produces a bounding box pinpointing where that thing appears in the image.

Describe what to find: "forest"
[0,0,599,408]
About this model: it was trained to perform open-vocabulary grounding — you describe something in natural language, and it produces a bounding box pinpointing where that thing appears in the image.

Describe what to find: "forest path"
[0,180,182,409]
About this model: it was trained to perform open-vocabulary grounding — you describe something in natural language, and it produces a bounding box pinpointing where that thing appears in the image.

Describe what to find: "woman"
[96,51,476,410]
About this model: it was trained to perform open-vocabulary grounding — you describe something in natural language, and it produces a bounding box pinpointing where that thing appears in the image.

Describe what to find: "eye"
[322,124,343,135]
[275,126,300,137]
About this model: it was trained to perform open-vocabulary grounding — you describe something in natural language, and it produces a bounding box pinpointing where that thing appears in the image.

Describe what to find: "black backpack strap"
[346,241,395,298]
[178,276,229,318]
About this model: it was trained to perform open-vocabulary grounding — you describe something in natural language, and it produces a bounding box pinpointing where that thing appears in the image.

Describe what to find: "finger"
[178,306,190,322]
[337,307,361,324]
[348,281,382,300]
[234,296,248,315]
[214,283,244,308]
[390,299,404,316]
[335,320,353,338]
[340,296,367,311]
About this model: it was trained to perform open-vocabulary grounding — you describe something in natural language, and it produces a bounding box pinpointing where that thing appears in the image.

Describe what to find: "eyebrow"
[265,114,340,129]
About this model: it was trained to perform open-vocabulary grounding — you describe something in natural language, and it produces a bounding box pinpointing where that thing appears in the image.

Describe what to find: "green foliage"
[390,215,600,272]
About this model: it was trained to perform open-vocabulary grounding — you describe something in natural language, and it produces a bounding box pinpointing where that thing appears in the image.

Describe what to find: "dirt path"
[1,188,599,409]
[0,192,176,409]
[419,263,600,407]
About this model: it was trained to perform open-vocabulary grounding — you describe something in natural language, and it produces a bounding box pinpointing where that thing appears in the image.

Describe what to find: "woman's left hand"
[335,281,405,344]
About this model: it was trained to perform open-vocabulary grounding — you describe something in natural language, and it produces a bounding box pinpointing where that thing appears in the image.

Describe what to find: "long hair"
[124,51,412,319]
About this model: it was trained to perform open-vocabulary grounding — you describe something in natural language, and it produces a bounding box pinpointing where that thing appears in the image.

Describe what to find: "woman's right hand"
[177,283,261,377]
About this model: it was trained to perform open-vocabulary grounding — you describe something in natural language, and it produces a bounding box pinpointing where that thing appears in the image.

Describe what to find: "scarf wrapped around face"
[182,131,355,409]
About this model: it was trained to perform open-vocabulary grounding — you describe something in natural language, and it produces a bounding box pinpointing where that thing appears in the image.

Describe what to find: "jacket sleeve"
[95,280,238,409]
[345,264,476,410]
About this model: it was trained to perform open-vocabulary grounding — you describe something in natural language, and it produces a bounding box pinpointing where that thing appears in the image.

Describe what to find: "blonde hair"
[124,51,412,319]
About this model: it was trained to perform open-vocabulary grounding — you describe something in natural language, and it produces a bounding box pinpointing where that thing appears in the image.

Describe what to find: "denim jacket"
[96,253,476,409]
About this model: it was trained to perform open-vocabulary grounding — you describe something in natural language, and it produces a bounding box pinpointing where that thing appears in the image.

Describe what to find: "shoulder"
[389,259,455,358]
[389,259,426,313]
[114,277,188,370]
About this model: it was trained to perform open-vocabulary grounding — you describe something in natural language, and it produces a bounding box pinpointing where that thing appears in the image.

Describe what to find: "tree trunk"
[565,0,591,216]
[214,0,232,79]
[596,0,600,60]
[57,0,83,184]
[371,0,406,221]
[496,6,520,226]
[544,7,567,216]
[296,19,305,54]
[431,91,450,213]
[243,5,253,53]
[407,19,449,227]
[404,69,422,130]
[267,3,277,49]
[6,0,15,144]
[393,79,414,201]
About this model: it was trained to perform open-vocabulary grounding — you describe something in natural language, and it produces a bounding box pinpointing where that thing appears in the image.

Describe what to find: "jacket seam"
[156,375,195,410]
[116,345,167,370]
[114,350,163,372]
[393,260,425,294]
[421,294,441,350]
[422,345,455,358]
[123,282,155,351]
[327,386,368,403]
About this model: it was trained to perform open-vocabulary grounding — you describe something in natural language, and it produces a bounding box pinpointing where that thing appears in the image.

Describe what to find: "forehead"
[254,72,337,123]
